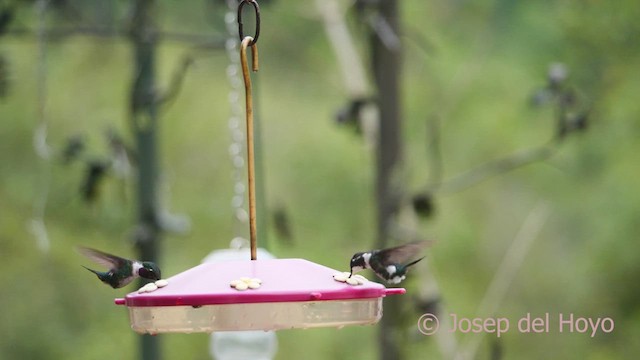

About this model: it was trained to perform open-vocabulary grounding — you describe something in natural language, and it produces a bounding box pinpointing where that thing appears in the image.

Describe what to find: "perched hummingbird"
[349,240,430,284]
[77,246,161,289]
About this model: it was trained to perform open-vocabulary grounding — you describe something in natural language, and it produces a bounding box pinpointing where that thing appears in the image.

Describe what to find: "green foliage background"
[1,0,639,359]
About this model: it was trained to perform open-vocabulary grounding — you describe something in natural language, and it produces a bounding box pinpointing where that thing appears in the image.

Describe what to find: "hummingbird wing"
[377,240,431,265]
[77,246,130,270]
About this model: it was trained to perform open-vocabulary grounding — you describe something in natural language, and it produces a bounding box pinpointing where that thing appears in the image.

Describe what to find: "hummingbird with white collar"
[77,246,161,288]
[349,240,430,284]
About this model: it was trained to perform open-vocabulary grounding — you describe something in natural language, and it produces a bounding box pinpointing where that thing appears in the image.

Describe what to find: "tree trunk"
[129,1,161,359]
[371,1,404,360]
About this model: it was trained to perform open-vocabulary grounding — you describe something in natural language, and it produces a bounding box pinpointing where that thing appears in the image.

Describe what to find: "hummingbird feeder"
[115,0,405,334]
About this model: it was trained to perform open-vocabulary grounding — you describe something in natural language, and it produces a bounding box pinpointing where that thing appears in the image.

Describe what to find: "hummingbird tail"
[405,257,425,268]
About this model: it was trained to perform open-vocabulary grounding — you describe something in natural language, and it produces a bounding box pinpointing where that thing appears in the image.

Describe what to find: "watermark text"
[417,313,614,337]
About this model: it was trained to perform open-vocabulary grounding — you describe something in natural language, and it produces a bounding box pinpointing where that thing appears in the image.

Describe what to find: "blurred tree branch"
[416,63,590,204]
[316,0,378,147]
[432,142,557,195]
[156,54,194,109]
[457,202,550,360]
[5,26,226,48]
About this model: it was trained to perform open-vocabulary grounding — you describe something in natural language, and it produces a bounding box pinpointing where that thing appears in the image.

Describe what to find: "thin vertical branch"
[315,0,369,97]
[426,114,443,189]
[315,0,377,147]
[456,202,550,360]
[29,0,51,254]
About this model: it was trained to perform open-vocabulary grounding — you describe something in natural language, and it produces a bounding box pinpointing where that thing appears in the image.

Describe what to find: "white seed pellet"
[231,277,263,290]
[155,279,169,288]
[353,275,368,282]
[138,283,157,293]
[333,273,348,282]
[234,282,248,291]
[346,277,360,285]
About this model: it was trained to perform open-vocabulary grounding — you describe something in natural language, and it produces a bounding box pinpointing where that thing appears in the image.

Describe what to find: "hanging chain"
[224,0,249,249]
[237,0,260,45]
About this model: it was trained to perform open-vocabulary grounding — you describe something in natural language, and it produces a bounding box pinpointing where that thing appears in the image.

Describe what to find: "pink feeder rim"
[115,258,405,333]
[116,258,404,307]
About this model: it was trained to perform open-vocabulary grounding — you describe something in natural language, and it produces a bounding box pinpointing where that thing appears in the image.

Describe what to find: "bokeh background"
[1,0,639,359]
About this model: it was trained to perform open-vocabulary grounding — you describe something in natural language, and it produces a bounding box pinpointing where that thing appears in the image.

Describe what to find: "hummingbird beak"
[349,269,353,278]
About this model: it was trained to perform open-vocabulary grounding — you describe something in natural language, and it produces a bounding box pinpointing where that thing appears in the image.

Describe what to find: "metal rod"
[240,36,259,260]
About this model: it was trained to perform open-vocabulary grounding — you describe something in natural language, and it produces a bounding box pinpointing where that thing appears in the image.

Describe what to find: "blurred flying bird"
[61,134,85,164]
[412,193,435,218]
[272,205,293,244]
[0,6,14,36]
[81,160,108,202]
[335,97,376,133]
[77,246,161,288]
[349,240,430,284]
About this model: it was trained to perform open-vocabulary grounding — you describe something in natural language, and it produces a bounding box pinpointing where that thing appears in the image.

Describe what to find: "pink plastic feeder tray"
[115,258,405,334]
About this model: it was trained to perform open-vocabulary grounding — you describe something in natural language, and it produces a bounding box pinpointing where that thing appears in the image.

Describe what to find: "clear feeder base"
[128,298,383,334]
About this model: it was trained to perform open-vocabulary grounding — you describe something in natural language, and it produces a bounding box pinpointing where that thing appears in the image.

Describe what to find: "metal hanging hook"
[240,36,259,260]
[238,0,260,46]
